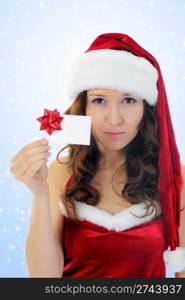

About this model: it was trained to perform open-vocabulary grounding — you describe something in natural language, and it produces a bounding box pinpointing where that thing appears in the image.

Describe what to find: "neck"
[99,150,126,172]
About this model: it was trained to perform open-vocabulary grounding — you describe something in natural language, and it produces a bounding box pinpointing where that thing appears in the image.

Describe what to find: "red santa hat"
[67,32,182,251]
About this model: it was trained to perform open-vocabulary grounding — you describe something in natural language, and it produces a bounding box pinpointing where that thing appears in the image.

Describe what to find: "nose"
[105,105,123,126]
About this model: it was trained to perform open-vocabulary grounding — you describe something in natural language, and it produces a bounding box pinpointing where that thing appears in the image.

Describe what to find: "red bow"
[36,108,64,135]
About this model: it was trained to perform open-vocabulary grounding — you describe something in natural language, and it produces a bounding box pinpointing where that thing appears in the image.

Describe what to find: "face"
[86,88,144,152]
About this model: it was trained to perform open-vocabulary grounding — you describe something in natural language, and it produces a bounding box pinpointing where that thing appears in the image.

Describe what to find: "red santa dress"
[59,181,169,278]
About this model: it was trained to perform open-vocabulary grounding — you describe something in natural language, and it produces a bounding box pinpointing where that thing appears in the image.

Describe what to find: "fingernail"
[42,138,48,144]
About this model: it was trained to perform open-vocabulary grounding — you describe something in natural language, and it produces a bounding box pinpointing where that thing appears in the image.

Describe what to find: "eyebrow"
[88,93,132,97]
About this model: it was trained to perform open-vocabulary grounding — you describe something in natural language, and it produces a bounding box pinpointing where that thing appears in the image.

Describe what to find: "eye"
[91,97,105,104]
[122,97,137,104]
[91,97,137,104]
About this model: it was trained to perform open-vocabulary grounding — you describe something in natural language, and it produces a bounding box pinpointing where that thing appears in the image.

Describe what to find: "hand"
[9,139,51,197]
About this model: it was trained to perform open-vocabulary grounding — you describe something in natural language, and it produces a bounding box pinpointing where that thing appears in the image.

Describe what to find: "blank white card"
[39,114,92,146]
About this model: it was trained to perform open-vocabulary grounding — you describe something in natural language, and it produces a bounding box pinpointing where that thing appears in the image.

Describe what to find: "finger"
[19,144,51,172]
[23,138,49,151]
[11,150,50,176]
[15,158,47,183]
[11,139,48,163]
[24,158,48,182]
[26,144,51,157]
[14,144,50,168]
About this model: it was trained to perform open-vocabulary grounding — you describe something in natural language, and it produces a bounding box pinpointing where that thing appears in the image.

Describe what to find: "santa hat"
[67,32,182,251]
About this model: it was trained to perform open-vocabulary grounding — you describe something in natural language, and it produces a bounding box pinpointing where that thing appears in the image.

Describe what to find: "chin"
[103,142,127,151]
[93,135,129,151]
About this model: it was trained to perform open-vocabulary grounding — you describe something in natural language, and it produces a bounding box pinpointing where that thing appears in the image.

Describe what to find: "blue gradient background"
[0,0,185,277]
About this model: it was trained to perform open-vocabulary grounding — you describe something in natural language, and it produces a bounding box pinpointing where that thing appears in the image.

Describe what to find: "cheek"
[126,106,144,130]
[91,118,102,134]
[85,103,97,115]
[134,112,143,126]
[136,107,144,125]
[133,103,144,120]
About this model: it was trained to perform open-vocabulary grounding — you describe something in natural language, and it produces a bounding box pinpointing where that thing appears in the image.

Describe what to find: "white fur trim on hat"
[163,247,185,273]
[67,49,158,106]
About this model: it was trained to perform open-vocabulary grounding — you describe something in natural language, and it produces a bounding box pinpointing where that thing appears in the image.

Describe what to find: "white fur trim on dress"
[67,49,158,106]
[59,199,161,232]
[163,247,185,273]
[59,199,185,272]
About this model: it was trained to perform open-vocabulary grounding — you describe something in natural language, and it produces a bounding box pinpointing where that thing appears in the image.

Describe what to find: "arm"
[24,159,66,277]
[175,163,185,278]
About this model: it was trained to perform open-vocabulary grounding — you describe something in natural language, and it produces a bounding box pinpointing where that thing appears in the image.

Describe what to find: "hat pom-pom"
[163,247,185,272]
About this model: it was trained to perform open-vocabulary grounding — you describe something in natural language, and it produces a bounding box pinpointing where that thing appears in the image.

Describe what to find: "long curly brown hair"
[56,90,160,222]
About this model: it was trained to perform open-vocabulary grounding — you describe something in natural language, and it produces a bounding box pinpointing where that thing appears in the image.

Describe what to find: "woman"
[10,33,185,278]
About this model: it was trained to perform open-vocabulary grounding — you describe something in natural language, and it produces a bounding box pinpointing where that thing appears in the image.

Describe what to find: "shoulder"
[47,156,73,194]
[48,156,70,173]
[48,157,77,219]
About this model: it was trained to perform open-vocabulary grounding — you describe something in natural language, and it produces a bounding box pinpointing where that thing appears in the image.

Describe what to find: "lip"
[104,131,125,137]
